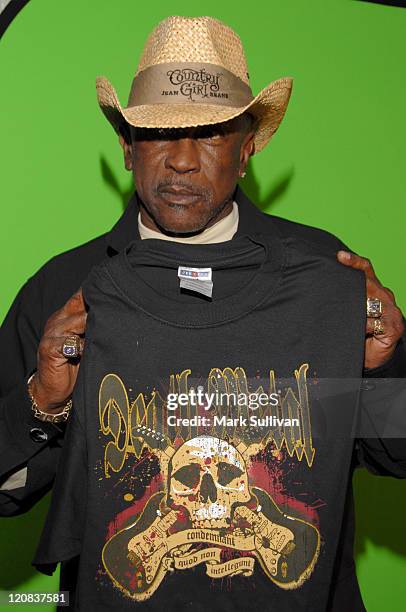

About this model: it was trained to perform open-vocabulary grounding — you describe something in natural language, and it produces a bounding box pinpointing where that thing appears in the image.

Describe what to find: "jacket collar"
[105,186,268,254]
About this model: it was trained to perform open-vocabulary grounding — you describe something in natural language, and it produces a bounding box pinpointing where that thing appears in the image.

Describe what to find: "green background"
[1,0,405,609]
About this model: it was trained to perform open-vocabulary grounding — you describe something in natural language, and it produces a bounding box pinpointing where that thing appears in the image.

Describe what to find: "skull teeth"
[193,518,229,529]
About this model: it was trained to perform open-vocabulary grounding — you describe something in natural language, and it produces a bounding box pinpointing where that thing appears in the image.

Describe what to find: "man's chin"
[139,195,229,236]
[151,207,212,236]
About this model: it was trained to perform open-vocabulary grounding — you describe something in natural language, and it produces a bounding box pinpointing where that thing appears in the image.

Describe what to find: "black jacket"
[1,188,405,610]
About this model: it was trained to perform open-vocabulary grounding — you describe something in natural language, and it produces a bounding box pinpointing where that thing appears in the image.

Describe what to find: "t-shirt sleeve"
[32,366,88,574]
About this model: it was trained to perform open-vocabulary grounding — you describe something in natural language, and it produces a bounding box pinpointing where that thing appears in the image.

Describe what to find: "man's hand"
[337,251,404,369]
[30,289,87,413]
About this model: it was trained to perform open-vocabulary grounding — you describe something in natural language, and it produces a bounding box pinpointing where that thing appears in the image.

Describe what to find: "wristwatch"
[27,373,72,423]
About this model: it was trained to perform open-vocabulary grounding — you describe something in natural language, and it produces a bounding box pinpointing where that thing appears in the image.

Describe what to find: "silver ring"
[367,297,383,318]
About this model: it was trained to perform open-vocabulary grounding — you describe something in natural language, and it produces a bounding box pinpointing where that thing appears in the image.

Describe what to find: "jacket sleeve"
[0,275,64,516]
[355,335,406,478]
[335,233,406,476]
[335,237,406,381]
[33,350,87,574]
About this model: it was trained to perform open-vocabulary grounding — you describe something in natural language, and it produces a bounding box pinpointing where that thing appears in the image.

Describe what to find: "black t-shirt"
[33,232,366,611]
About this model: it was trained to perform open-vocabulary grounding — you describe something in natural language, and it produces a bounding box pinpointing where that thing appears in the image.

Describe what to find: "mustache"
[155,178,211,199]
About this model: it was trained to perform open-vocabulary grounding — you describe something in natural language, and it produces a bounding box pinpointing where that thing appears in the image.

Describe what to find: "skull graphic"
[167,436,251,528]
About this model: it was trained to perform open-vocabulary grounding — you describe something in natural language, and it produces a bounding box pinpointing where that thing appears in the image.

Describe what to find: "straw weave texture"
[137,16,250,84]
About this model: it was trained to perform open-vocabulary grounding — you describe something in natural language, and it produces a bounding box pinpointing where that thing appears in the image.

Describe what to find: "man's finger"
[365,316,392,341]
[336,251,378,281]
[44,311,87,338]
[383,286,396,304]
[39,334,85,360]
[365,303,404,341]
[365,276,395,304]
[59,288,85,315]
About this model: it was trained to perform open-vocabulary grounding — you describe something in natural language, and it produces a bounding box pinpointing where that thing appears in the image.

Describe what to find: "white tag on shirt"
[178,266,213,298]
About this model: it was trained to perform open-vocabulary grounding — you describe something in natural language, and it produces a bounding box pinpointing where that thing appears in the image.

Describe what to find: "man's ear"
[118,124,133,171]
[240,131,256,171]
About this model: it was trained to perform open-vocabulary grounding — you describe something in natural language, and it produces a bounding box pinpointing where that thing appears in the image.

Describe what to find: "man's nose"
[164,139,200,174]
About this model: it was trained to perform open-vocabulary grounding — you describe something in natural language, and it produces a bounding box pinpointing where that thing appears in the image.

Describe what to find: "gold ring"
[373,319,385,336]
[62,335,81,358]
[367,297,383,318]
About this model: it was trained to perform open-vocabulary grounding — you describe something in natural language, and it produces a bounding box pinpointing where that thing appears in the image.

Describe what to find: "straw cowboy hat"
[96,16,293,153]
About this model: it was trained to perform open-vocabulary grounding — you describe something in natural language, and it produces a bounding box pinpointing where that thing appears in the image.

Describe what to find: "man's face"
[120,116,255,234]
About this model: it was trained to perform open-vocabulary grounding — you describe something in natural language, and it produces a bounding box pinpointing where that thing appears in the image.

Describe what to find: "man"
[0,15,405,610]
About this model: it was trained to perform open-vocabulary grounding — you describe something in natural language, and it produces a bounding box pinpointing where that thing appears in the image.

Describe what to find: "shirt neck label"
[178,266,213,298]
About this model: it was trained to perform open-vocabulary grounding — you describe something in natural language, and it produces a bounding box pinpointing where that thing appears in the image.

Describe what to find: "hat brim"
[96,76,293,153]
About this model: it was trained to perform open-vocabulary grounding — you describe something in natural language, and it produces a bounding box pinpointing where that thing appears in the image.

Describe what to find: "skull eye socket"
[172,463,201,488]
[217,462,243,486]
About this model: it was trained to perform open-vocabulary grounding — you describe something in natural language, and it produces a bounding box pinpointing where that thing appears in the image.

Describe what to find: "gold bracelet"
[27,373,72,423]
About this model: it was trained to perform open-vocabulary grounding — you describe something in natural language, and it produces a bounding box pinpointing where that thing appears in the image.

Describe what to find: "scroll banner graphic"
[171,547,255,577]
[123,523,290,600]
[147,523,290,575]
